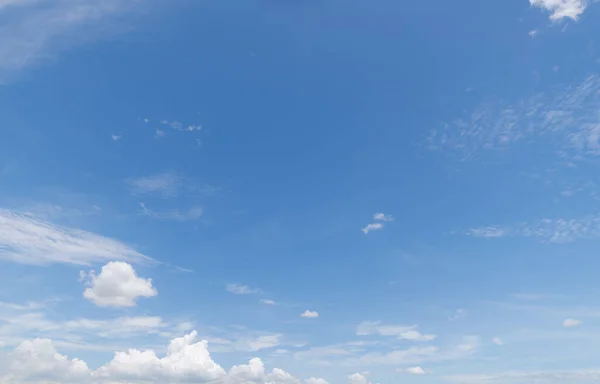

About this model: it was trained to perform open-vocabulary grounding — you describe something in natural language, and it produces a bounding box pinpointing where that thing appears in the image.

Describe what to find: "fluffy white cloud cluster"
[530,0,588,21]
[0,331,330,384]
[81,261,158,308]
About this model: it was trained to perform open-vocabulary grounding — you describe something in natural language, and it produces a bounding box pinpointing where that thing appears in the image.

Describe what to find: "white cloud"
[361,223,383,234]
[260,299,277,305]
[81,261,157,308]
[227,284,262,295]
[492,337,504,346]
[2,338,91,383]
[0,330,323,383]
[301,310,319,319]
[348,373,372,384]
[0,209,152,266]
[530,0,588,21]
[111,134,121,141]
[161,120,203,132]
[563,318,583,327]
[139,202,203,221]
[401,366,427,375]
[449,309,466,321]
[306,378,330,384]
[373,213,394,222]
[356,321,436,341]
[0,0,146,82]
[529,29,539,37]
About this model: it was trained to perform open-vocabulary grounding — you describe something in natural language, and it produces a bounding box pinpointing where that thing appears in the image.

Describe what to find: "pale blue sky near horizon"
[1,1,600,383]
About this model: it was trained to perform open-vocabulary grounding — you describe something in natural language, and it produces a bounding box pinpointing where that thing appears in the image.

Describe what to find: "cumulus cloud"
[300,310,319,319]
[227,284,262,295]
[563,318,582,327]
[0,332,319,383]
[348,373,372,384]
[530,0,588,21]
[356,321,436,341]
[81,262,157,308]
[400,366,427,375]
[0,209,152,266]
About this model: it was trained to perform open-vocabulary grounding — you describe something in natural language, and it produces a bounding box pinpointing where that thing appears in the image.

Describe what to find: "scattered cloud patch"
[362,212,394,234]
[446,369,600,383]
[126,172,183,199]
[530,0,588,21]
[400,366,427,375]
[227,284,262,295]
[260,299,277,305]
[492,337,504,346]
[301,310,319,319]
[111,134,121,141]
[528,29,539,37]
[428,75,600,163]
[563,318,582,327]
[81,261,157,308]
[348,373,372,384]
[0,209,152,266]
[449,309,466,321]
[373,213,394,222]
[161,120,203,132]
[465,216,600,243]
[306,378,329,384]
[357,321,436,341]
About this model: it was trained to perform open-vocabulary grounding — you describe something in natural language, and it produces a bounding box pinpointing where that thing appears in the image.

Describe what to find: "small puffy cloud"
[306,378,330,384]
[348,373,371,384]
[530,0,587,21]
[111,134,121,141]
[563,318,582,327]
[82,261,157,308]
[361,223,383,234]
[373,213,394,222]
[529,29,539,38]
[227,284,262,295]
[301,310,319,318]
[260,299,277,305]
[400,366,427,375]
[492,337,504,346]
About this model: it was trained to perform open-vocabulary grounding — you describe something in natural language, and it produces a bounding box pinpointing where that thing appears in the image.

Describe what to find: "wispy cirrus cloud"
[0,0,149,82]
[465,216,600,243]
[428,75,600,163]
[126,172,217,199]
[0,209,153,266]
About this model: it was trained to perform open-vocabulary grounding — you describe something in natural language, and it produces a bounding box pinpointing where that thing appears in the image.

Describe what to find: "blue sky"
[1,0,600,383]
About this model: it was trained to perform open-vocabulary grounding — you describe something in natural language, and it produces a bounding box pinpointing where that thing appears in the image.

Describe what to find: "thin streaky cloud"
[361,222,383,234]
[226,284,262,295]
[0,0,148,82]
[373,213,394,222]
[0,208,153,266]
[139,202,203,222]
[563,318,583,328]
